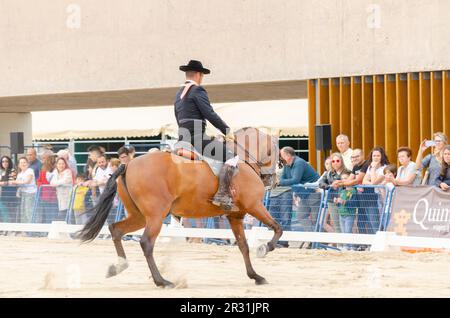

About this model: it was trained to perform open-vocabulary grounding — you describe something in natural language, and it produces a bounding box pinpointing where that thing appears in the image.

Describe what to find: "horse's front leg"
[227,216,268,285]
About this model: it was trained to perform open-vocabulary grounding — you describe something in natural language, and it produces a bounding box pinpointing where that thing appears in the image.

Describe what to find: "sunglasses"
[332,159,341,163]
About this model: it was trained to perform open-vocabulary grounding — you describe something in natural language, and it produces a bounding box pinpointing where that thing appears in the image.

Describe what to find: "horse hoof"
[106,265,117,278]
[256,244,268,258]
[255,278,268,285]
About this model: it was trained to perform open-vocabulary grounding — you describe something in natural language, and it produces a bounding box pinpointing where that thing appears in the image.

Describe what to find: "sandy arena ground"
[1,236,449,298]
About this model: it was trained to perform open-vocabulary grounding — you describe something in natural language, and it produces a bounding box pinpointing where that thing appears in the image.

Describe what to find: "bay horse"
[76,127,283,287]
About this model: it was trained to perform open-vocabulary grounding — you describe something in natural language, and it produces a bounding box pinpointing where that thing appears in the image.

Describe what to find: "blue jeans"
[356,190,380,234]
[339,215,355,249]
[268,190,293,232]
[294,190,321,232]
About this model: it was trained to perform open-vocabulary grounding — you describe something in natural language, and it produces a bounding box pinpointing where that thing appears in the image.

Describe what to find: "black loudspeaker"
[315,124,332,151]
[10,132,24,154]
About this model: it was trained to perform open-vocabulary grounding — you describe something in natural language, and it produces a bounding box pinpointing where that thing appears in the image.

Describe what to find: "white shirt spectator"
[94,166,112,194]
[396,162,421,186]
[341,148,353,171]
[16,168,37,194]
[50,169,73,211]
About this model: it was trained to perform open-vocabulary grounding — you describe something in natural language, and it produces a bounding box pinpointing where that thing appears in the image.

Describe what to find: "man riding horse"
[175,60,238,211]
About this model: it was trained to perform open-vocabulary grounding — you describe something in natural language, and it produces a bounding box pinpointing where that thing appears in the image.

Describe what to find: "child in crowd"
[382,164,397,190]
[73,175,90,225]
[334,172,357,250]
[109,158,121,173]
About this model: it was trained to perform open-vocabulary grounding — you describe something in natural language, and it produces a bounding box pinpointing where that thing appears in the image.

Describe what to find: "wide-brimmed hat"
[179,60,210,74]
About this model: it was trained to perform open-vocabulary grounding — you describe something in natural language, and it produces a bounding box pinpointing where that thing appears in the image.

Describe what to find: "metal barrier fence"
[264,184,395,250]
[0,182,396,251]
[0,184,124,235]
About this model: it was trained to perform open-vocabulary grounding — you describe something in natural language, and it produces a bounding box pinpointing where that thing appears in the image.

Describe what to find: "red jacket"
[37,170,57,202]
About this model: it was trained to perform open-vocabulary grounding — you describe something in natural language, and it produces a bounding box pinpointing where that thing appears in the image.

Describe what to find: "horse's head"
[233,127,279,189]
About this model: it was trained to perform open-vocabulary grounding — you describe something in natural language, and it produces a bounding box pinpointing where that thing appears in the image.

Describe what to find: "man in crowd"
[336,134,353,171]
[26,148,41,181]
[269,146,319,247]
[118,146,132,165]
[89,154,112,195]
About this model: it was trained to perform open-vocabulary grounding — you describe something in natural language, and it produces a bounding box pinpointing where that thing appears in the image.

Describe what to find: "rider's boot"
[212,164,237,211]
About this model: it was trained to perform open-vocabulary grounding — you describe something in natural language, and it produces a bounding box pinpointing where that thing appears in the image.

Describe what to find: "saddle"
[172,141,224,176]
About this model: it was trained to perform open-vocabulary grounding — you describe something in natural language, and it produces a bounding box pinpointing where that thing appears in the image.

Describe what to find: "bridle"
[230,132,278,177]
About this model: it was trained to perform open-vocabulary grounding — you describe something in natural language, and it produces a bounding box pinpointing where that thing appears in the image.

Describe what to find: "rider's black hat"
[179,60,210,74]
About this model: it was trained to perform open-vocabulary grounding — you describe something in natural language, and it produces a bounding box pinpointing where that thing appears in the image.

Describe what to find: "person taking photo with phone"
[415,132,448,185]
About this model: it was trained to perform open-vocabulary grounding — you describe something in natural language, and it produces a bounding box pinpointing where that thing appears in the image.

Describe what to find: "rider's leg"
[211,148,239,211]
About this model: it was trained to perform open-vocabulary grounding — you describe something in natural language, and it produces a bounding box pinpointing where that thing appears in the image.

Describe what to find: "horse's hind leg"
[248,203,283,253]
[227,216,268,285]
[106,178,146,278]
[139,211,174,288]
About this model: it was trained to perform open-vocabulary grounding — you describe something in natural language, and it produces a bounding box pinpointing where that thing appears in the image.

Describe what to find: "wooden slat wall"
[307,79,317,169]
[339,77,351,138]
[307,70,448,170]
[431,71,443,133]
[351,77,362,149]
[373,75,385,149]
[318,79,330,124]
[407,73,420,157]
[419,72,431,143]
[396,74,408,148]
[329,78,340,153]
[385,74,397,163]
[362,76,374,155]
[444,71,450,137]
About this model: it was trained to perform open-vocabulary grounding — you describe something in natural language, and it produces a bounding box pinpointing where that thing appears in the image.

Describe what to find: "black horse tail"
[76,164,127,243]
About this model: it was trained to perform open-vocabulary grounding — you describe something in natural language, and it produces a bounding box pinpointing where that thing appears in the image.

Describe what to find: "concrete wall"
[0,113,32,156]
[1,0,449,100]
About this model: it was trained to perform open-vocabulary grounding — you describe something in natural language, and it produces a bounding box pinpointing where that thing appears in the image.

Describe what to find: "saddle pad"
[173,141,223,176]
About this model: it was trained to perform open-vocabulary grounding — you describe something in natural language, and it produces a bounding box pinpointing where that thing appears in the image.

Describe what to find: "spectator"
[334,172,357,250]
[318,152,350,233]
[336,134,353,171]
[331,149,368,245]
[435,145,450,191]
[91,154,112,195]
[109,158,121,173]
[36,152,58,223]
[332,149,368,188]
[128,145,136,159]
[0,156,17,223]
[416,132,448,185]
[73,175,90,225]
[118,146,132,164]
[50,157,74,221]
[26,148,41,181]
[10,157,37,225]
[57,149,78,179]
[311,157,331,186]
[269,146,319,247]
[361,146,390,234]
[385,147,421,186]
[382,164,397,190]
[84,145,103,178]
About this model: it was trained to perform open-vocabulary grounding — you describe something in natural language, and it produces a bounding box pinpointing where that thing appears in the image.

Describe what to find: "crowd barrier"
[3,182,448,253]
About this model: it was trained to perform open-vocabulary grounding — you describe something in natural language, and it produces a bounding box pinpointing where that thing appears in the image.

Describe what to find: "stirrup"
[211,197,239,212]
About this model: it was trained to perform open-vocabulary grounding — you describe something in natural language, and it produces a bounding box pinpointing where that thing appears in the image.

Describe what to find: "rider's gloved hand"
[225,133,235,141]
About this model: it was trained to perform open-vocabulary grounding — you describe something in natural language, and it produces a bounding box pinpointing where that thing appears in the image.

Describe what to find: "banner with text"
[388,186,450,238]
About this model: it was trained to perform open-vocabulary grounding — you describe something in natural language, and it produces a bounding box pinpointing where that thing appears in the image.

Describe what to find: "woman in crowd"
[436,145,450,191]
[318,152,350,233]
[416,132,448,185]
[0,156,17,222]
[36,152,58,223]
[50,157,74,221]
[385,147,421,186]
[362,146,390,234]
[10,157,37,225]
